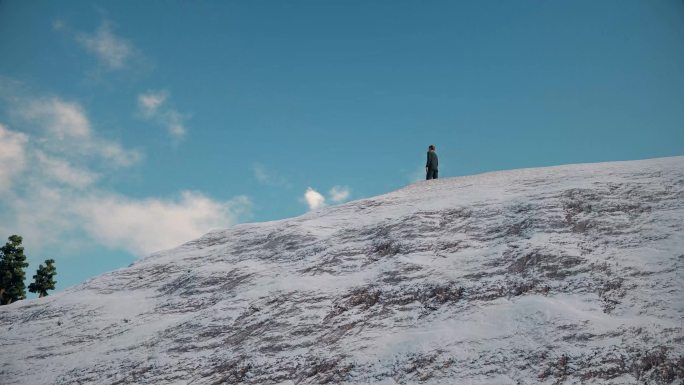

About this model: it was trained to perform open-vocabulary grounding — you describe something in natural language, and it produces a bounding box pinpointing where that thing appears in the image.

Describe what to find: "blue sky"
[1,0,683,294]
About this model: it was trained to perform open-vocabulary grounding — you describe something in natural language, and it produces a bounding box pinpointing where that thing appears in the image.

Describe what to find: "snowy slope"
[1,156,683,385]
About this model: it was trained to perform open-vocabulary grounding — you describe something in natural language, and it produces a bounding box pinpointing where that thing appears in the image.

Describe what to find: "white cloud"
[329,185,351,203]
[77,21,132,70]
[0,123,29,192]
[20,97,141,167]
[2,184,251,256]
[77,192,250,255]
[98,140,142,167]
[302,185,351,211]
[36,151,98,188]
[164,110,186,138]
[138,90,168,117]
[0,88,250,257]
[22,98,90,139]
[2,184,80,248]
[304,187,326,210]
[138,90,187,139]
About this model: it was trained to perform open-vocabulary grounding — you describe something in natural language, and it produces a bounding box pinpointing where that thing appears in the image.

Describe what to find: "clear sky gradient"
[1,0,683,294]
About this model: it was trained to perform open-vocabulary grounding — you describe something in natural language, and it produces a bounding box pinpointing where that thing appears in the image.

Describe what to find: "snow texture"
[1,156,683,384]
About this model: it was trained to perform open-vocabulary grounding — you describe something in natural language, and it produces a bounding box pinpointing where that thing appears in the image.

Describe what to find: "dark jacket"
[426,150,438,170]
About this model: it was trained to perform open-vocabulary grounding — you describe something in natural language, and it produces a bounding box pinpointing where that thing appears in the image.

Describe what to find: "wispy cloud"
[329,185,351,203]
[0,85,250,256]
[76,21,132,70]
[19,97,142,167]
[304,187,326,210]
[35,151,99,189]
[0,123,29,192]
[139,90,168,117]
[22,98,91,139]
[253,163,291,187]
[253,163,270,183]
[138,90,188,139]
[56,18,184,140]
[52,19,66,31]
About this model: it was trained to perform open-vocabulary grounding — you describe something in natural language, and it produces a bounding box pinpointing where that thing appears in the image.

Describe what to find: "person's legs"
[426,169,437,180]
[434,169,438,179]
[426,169,432,180]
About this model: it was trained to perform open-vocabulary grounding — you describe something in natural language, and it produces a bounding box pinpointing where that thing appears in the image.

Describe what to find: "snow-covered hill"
[2,157,683,385]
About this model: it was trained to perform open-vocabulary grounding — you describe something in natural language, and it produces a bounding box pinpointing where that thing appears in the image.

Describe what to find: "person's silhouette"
[426,145,438,180]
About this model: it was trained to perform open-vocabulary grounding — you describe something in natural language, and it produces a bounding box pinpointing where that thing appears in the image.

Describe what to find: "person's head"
[428,144,435,151]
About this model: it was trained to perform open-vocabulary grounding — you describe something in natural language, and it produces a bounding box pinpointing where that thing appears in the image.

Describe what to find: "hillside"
[1,156,683,384]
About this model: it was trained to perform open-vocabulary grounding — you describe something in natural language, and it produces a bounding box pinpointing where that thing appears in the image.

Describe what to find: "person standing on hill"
[426,144,439,180]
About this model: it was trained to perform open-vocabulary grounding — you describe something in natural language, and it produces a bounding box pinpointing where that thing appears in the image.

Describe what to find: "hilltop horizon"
[2,153,683,384]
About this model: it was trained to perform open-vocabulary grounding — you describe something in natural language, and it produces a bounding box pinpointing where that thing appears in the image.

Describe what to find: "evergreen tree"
[28,259,57,298]
[0,235,29,305]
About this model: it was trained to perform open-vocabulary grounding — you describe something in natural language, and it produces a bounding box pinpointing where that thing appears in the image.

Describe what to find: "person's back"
[426,145,438,180]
